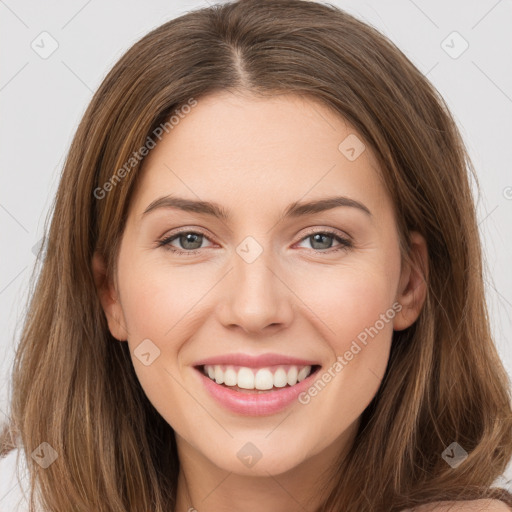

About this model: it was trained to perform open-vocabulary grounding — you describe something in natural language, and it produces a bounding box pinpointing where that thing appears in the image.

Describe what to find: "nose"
[216,243,294,335]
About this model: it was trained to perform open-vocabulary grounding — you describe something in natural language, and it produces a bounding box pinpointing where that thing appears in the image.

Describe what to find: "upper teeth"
[204,365,313,390]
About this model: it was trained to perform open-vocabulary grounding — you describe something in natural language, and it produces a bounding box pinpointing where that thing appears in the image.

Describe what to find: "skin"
[412,501,511,512]
[93,91,506,511]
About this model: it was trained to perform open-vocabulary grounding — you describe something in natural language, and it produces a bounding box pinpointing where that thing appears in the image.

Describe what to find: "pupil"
[312,233,331,250]
[182,233,202,249]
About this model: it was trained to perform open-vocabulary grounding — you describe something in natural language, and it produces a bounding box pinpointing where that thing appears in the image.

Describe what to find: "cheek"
[119,278,170,340]
[336,277,396,349]
[293,262,399,351]
[290,251,400,406]
[116,254,209,340]
[114,257,200,427]
[294,273,397,436]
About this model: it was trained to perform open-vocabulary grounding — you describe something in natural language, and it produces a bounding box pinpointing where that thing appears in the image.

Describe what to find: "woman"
[1,0,511,510]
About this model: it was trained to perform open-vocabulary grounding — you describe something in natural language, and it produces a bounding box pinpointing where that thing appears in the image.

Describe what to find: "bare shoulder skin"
[408,499,512,511]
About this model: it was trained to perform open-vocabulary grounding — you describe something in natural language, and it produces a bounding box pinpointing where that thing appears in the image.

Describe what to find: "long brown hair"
[1,0,511,510]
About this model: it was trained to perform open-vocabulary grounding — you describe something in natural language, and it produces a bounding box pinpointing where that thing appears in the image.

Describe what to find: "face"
[94,91,427,479]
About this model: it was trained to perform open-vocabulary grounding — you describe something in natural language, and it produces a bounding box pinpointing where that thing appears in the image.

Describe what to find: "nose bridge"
[233,233,279,302]
[235,236,273,291]
[219,233,293,333]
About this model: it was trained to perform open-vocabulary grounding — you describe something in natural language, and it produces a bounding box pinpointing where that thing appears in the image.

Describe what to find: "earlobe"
[91,251,129,341]
[393,231,429,331]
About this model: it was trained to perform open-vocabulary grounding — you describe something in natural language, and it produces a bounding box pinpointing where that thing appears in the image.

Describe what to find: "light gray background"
[1,0,511,487]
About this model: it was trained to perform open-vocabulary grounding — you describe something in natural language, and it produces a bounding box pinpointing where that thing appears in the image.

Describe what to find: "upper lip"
[193,353,320,368]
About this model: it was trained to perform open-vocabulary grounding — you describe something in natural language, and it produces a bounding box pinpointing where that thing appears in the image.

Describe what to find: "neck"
[173,421,359,512]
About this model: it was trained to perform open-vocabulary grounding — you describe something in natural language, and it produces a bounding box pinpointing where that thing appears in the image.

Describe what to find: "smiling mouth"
[196,364,321,394]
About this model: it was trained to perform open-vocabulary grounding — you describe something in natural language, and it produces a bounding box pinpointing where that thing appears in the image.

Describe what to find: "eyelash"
[156,228,353,256]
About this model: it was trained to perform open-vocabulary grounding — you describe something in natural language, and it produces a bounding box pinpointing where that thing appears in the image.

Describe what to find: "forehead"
[130,91,392,222]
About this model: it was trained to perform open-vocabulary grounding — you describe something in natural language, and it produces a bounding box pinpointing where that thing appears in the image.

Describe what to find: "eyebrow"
[142,194,372,220]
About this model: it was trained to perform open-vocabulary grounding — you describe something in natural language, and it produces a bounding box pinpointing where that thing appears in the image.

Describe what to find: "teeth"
[273,368,288,388]
[214,366,224,384]
[254,369,274,390]
[287,366,298,385]
[237,368,254,389]
[224,367,237,386]
[297,366,310,382]
[203,364,313,390]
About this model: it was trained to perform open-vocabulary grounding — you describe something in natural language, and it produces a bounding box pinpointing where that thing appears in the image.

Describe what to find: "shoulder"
[408,499,512,511]
[0,447,33,511]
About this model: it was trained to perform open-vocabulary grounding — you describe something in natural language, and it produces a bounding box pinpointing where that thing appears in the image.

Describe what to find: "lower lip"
[195,367,320,416]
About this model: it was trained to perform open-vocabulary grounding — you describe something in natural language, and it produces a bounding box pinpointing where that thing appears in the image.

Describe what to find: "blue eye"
[157,229,352,256]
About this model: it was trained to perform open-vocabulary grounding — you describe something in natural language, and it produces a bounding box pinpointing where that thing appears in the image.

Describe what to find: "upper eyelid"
[159,227,216,245]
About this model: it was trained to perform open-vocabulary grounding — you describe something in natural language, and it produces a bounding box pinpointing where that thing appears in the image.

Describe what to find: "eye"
[295,229,352,253]
[157,230,213,255]
[157,228,352,256]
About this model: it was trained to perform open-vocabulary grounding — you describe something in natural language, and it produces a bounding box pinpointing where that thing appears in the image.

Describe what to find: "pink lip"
[193,352,319,368]
[194,365,321,416]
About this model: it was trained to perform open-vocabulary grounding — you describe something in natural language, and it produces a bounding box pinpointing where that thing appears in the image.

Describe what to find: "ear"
[393,231,429,331]
[92,251,129,341]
